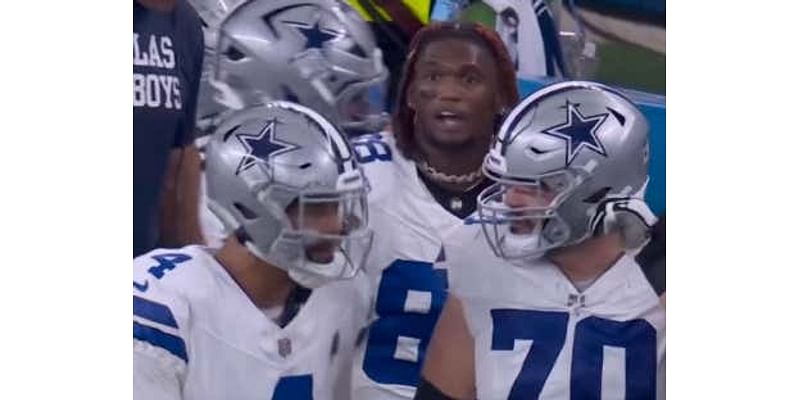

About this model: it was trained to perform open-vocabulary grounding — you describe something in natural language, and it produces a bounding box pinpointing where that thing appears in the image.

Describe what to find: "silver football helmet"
[187,0,246,134]
[188,0,243,30]
[478,81,653,261]
[204,101,372,288]
[210,0,389,136]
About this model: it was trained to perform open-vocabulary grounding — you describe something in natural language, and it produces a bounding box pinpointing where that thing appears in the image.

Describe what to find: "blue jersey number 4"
[491,309,657,400]
[134,253,192,292]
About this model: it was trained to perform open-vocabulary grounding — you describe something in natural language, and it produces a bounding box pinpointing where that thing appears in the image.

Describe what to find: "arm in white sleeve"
[134,340,186,400]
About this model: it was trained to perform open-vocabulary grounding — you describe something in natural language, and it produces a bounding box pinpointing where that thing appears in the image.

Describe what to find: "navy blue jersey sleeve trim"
[134,295,180,328]
[134,321,188,362]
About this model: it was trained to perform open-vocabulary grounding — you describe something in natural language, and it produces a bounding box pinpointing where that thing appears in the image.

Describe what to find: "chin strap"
[590,197,657,250]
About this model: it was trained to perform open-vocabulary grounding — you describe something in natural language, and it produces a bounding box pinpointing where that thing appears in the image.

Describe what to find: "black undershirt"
[276,285,312,328]
[417,169,494,219]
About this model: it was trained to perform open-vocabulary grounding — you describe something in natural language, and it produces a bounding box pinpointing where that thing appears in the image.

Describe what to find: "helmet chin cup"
[288,252,350,289]
[500,230,549,262]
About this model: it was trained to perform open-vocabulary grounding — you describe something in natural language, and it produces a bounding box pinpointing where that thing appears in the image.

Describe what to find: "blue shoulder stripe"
[133,321,188,362]
[133,295,178,328]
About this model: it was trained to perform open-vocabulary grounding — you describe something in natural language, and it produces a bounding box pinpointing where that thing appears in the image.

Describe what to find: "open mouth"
[433,109,467,129]
[510,220,537,234]
[305,241,339,264]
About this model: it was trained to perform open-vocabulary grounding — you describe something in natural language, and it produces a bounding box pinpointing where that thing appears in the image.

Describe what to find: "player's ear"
[406,88,417,111]
[494,89,508,118]
[405,73,421,112]
[493,93,509,133]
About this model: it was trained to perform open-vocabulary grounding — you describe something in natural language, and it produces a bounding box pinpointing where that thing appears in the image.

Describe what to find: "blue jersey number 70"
[491,309,657,399]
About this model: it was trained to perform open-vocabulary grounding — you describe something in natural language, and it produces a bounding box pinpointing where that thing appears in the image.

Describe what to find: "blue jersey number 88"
[362,259,448,387]
[352,134,392,164]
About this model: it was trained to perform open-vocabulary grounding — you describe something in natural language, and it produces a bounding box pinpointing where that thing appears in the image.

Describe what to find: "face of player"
[286,201,344,264]
[407,38,502,151]
[504,185,558,234]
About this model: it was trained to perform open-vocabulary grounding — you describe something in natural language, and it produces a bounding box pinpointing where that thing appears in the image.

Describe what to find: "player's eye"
[463,74,480,85]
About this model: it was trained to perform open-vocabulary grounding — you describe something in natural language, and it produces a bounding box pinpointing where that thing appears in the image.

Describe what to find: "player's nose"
[505,186,532,208]
[315,213,345,236]
[505,186,554,208]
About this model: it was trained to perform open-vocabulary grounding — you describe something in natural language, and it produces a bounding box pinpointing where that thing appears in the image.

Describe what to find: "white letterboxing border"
[1,0,799,398]
[0,1,129,398]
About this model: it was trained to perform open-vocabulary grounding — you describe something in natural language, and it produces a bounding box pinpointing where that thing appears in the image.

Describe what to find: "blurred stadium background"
[452,0,666,213]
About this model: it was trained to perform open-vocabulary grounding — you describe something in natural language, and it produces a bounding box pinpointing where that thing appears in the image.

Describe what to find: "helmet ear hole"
[224,46,246,61]
[348,44,367,58]
[233,202,259,220]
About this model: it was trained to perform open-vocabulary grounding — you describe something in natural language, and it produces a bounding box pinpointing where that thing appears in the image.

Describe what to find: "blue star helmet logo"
[283,19,340,50]
[542,100,609,165]
[235,119,298,175]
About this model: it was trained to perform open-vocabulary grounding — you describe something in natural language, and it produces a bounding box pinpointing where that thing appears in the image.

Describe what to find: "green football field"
[596,41,665,94]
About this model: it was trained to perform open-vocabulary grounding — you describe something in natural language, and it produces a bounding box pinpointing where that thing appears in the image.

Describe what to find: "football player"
[133,101,373,400]
[191,0,391,248]
[348,22,520,400]
[416,81,665,400]
[194,0,389,138]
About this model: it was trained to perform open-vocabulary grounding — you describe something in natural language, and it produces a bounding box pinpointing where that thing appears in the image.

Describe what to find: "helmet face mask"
[254,183,373,288]
[477,171,578,261]
[478,81,651,263]
[205,101,373,288]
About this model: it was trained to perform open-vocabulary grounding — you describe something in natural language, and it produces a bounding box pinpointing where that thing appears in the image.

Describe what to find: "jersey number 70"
[491,309,657,399]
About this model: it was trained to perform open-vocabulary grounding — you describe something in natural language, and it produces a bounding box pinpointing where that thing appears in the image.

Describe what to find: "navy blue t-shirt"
[133,0,204,257]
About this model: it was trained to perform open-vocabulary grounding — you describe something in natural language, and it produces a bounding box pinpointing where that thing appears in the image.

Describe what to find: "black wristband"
[415,378,458,400]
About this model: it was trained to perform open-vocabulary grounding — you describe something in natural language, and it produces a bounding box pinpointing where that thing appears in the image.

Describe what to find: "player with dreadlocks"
[348,22,520,400]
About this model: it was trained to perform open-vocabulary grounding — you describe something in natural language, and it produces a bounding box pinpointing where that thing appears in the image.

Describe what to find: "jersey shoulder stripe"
[133,321,188,362]
[134,295,179,329]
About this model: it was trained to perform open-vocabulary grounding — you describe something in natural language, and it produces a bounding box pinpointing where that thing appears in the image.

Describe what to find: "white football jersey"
[348,133,484,400]
[133,245,371,400]
[448,236,666,400]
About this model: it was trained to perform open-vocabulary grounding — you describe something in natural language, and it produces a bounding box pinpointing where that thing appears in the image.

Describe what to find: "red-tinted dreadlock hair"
[392,22,520,159]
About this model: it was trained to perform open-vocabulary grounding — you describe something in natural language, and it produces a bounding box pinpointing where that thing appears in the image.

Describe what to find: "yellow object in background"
[345,0,431,24]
